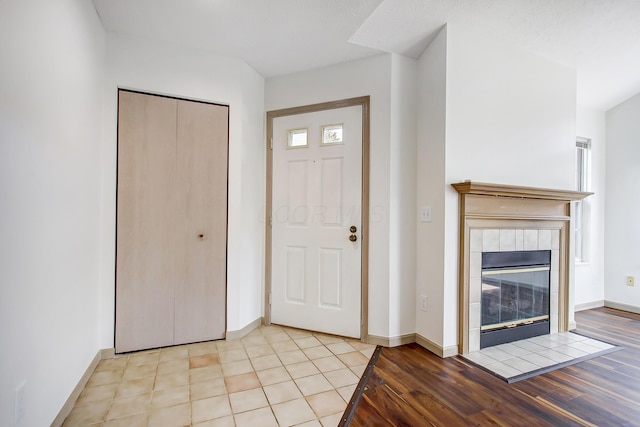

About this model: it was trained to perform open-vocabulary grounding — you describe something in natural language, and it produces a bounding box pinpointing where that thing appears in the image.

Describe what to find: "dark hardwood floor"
[346,307,640,426]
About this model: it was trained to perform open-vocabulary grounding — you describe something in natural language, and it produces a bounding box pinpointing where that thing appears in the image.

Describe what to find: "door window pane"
[322,124,343,145]
[288,128,308,148]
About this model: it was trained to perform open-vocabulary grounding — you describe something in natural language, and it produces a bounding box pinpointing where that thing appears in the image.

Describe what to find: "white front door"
[271,105,362,338]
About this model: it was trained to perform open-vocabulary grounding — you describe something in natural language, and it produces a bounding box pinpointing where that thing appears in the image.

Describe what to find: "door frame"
[265,96,370,341]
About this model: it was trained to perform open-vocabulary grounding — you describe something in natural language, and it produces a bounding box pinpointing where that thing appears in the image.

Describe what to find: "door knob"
[349,234,357,242]
[350,225,357,233]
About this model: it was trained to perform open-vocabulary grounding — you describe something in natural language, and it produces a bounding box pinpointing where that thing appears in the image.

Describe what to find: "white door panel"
[272,105,362,338]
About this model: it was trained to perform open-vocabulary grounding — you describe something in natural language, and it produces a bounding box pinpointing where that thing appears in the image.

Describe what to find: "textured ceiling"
[93,0,640,110]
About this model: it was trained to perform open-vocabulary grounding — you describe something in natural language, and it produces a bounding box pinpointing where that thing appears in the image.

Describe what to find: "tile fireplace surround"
[452,182,592,355]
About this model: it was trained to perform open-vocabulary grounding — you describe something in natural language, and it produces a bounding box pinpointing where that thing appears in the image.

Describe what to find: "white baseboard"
[605,301,640,315]
[367,333,415,347]
[225,317,262,340]
[415,334,458,358]
[51,348,112,427]
[574,300,605,312]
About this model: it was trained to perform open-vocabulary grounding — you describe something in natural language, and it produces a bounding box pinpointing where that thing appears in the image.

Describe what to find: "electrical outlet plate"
[627,276,635,287]
[420,206,432,222]
[420,295,428,311]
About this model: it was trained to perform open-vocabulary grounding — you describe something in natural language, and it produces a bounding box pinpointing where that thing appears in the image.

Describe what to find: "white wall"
[265,54,394,338]
[416,27,448,348]
[605,93,640,309]
[0,0,105,425]
[100,33,265,348]
[389,54,418,338]
[415,25,578,351]
[575,106,606,308]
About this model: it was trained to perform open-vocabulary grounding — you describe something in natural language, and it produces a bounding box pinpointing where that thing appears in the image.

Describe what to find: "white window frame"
[575,137,591,263]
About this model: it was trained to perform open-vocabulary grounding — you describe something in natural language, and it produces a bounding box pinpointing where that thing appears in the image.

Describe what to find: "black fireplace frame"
[480,250,551,349]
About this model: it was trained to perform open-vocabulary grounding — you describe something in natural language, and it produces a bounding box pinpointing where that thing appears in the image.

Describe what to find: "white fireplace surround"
[453,181,592,355]
[468,228,560,353]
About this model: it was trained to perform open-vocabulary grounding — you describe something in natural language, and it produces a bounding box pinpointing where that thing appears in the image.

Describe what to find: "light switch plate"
[420,206,432,222]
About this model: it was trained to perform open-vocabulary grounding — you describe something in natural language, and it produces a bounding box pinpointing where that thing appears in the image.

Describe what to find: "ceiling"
[93,0,640,111]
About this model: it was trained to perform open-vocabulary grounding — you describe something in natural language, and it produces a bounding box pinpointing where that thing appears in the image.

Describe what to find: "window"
[321,124,343,145]
[575,137,591,262]
[288,128,308,148]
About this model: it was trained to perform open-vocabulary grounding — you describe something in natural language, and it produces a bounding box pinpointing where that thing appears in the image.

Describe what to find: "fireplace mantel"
[452,181,592,201]
[452,181,592,355]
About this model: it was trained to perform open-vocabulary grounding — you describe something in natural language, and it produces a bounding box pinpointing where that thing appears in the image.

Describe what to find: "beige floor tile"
[216,340,245,351]
[284,328,314,339]
[159,345,189,362]
[193,415,235,426]
[323,368,359,388]
[157,358,189,376]
[86,370,124,387]
[285,360,321,379]
[241,335,269,347]
[263,380,303,405]
[190,378,227,401]
[147,402,190,427]
[151,385,189,408]
[347,340,376,352]
[234,406,279,427]
[320,411,344,426]
[221,359,254,376]
[246,344,276,358]
[278,349,308,365]
[219,348,248,364]
[192,395,232,423]
[95,357,128,372]
[302,345,333,360]
[103,412,147,427]
[314,334,345,345]
[272,398,316,426]
[65,326,374,427]
[271,340,299,354]
[337,384,357,402]
[190,365,223,384]
[337,351,369,367]
[127,350,160,367]
[260,325,285,335]
[106,393,150,420]
[295,336,323,349]
[224,372,261,393]
[306,390,347,418]
[62,400,110,426]
[123,363,157,380]
[294,374,334,396]
[251,354,282,371]
[115,377,154,397]
[350,364,367,377]
[75,383,118,406]
[190,353,220,369]
[189,341,218,356]
[265,332,292,344]
[229,388,269,413]
[311,356,347,373]
[256,366,292,386]
[154,372,189,391]
[326,342,357,355]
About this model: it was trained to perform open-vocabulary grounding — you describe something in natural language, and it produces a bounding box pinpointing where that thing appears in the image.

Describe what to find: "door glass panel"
[322,124,343,145]
[288,128,308,148]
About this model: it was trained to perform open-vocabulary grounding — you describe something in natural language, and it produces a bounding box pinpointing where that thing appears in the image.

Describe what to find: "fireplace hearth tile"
[461,332,620,383]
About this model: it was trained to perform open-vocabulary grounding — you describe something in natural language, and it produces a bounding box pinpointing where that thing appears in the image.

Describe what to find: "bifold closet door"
[116,90,228,353]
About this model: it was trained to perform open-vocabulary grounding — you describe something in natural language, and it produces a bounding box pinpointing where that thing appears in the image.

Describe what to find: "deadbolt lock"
[349,234,357,242]
[350,225,357,233]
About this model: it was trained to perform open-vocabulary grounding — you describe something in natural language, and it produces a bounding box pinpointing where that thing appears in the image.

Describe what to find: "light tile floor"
[62,325,376,427]
[463,332,616,382]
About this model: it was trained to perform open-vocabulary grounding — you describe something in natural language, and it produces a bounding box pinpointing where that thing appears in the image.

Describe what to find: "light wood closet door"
[116,90,228,353]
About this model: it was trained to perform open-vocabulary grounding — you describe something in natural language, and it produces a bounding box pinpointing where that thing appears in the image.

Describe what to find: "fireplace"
[452,181,592,355]
[480,250,551,348]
